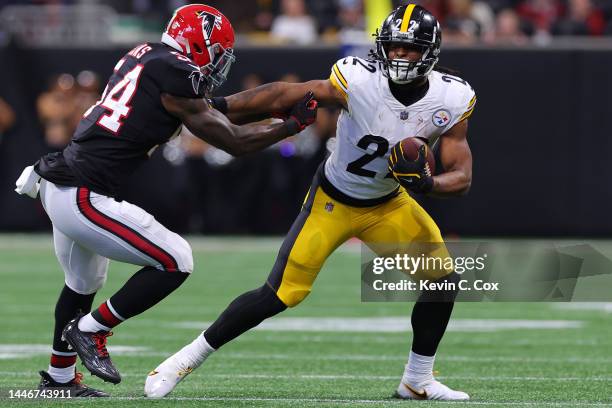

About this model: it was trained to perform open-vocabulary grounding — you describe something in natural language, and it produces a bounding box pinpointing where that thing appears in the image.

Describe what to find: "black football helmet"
[371,4,441,83]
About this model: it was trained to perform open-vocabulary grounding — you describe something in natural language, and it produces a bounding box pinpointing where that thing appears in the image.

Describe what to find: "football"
[400,137,436,176]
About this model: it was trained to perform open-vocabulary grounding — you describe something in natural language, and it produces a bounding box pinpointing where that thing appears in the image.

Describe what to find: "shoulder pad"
[150,49,205,98]
[434,72,476,125]
[329,56,379,104]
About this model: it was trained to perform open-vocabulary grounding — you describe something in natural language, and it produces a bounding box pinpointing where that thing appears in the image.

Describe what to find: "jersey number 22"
[346,135,390,178]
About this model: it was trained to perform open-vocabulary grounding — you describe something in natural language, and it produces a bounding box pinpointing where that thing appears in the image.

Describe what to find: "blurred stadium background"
[0,0,610,236]
[1,1,612,406]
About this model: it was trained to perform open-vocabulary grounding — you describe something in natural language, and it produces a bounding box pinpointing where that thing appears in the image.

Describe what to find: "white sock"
[403,351,435,385]
[178,333,215,368]
[77,313,110,333]
[47,364,76,384]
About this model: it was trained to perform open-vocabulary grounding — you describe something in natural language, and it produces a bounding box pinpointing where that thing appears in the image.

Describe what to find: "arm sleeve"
[328,57,376,111]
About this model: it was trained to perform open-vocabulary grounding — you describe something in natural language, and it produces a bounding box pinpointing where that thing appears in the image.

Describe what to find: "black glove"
[388,143,434,193]
[285,91,318,135]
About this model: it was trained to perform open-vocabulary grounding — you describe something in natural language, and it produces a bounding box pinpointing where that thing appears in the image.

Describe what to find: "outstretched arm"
[431,119,473,196]
[162,92,317,156]
[223,79,347,117]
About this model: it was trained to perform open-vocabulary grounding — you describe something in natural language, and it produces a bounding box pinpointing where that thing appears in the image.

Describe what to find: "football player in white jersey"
[145,4,475,401]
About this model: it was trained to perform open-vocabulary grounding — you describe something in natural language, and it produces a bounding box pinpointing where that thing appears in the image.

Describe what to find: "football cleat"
[394,379,470,401]
[61,314,121,384]
[38,370,109,397]
[144,344,203,398]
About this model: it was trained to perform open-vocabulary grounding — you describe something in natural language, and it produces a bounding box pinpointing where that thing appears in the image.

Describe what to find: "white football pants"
[39,180,193,295]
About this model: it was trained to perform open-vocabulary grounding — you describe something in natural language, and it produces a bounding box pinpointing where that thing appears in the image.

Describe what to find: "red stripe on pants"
[76,188,178,271]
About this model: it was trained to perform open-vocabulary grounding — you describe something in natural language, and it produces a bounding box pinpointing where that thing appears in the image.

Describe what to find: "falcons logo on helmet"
[195,11,222,44]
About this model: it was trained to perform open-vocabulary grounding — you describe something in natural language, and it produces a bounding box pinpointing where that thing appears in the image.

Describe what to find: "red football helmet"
[162,4,235,93]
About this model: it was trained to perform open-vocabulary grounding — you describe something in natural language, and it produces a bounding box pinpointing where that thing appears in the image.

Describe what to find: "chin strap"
[390,76,417,85]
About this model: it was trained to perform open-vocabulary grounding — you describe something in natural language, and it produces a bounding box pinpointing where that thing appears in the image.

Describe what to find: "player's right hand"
[388,143,434,193]
[285,91,318,134]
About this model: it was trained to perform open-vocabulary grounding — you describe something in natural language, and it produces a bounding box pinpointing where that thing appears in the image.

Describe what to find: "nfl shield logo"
[400,111,409,120]
[325,202,334,212]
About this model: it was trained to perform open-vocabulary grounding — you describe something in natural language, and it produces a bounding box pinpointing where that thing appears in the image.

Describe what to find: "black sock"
[50,285,95,368]
[91,266,188,327]
[410,272,459,356]
[204,284,286,349]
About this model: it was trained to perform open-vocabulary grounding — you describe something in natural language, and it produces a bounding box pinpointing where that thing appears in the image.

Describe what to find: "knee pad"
[276,285,311,308]
[64,257,109,295]
[173,236,194,273]
[65,271,107,295]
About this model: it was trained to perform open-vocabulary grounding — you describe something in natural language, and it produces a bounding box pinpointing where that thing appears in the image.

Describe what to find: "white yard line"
[554,303,612,314]
[2,371,611,382]
[172,317,584,332]
[215,352,612,364]
[0,344,153,360]
[2,344,612,364]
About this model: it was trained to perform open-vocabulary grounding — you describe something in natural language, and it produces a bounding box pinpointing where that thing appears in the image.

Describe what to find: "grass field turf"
[0,235,611,407]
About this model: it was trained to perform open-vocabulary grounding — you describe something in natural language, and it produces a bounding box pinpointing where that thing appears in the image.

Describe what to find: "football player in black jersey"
[15,4,317,396]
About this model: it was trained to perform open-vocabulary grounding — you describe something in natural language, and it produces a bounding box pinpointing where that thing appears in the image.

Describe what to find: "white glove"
[15,165,41,199]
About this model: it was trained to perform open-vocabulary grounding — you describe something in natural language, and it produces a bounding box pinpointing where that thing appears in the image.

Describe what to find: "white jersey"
[325,56,476,200]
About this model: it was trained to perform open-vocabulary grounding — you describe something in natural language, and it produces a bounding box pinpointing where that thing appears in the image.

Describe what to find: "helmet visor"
[202,43,235,92]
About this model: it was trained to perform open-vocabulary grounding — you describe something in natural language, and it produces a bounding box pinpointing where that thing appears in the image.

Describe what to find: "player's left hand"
[285,91,318,134]
[388,143,434,193]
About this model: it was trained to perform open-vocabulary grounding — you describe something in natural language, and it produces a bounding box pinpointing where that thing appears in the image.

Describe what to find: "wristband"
[210,96,228,114]
[417,176,434,194]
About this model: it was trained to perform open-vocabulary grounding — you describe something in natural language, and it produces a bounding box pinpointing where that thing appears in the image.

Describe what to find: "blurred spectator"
[241,73,264,90]
[70,70,101,131]
[414,0,449,24]
[37,73,78,149]
[484,0,523,14]
[179,126,208,159]
[337,0,367,43]
[254,0,277,31]
[278,72,301,83]
[444,0,495,44]
[0,97,16,142]
[270,0,317,44]
[552,0,605,36]
[489,8,529,44]
[308,0,339,34]
[36,71,102,149]
[517,0,563,37]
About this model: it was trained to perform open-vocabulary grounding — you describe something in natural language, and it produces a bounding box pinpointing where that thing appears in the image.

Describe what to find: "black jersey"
[35,42,206,197]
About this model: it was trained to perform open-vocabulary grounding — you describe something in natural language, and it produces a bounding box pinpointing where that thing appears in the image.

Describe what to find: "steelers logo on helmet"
[370,4,441,84]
